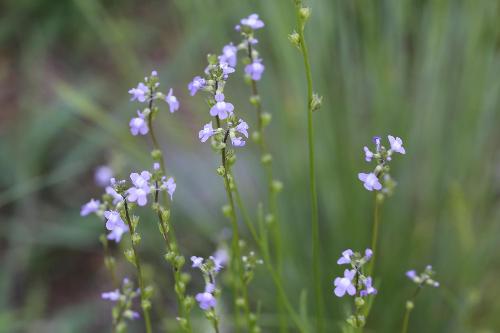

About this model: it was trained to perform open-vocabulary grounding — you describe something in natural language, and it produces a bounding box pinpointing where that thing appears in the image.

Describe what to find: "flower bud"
[151,149,162,160]
[124,249,135,265]
[222,204,232,217]
[250,95,261,106]
[131,233,141,245]
[251,131,261,143]
[406,300,414,310]
[216,166,226,176]
[311,93,323,112]
[288,31,301,49]
[261,112,272,127]
[271,180,283,193]
[355,297,365,308]
[261,154,272,165]
[299,7,311,21]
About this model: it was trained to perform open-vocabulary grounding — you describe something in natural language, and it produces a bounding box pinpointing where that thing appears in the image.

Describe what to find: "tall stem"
[147,101,192,332]
[368,196,380,276]
[294,2,324,331]
[246,40,285,331]
[123,200,152,333]
[401,308,411,333]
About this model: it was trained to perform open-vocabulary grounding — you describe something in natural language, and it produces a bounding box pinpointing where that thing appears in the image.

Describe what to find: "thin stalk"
[294,2,324,331]
[401,285,423,333]
[232,181,308,333]
[368,196,380,276]
[147,99,192,332]
[123,200,152,333]
[401,308,411,333]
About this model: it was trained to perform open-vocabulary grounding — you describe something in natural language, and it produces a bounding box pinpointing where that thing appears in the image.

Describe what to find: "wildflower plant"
[401,266,440,333]
[333,249,377,328]
[101,278,141,333]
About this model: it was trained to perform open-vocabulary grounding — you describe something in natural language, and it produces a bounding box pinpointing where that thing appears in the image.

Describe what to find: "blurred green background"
[1,0,499,332]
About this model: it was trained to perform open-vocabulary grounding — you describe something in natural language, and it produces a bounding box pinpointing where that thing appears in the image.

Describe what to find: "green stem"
[294,2,323,331]
[368,196,380,276]
[401,307,411,333]
[232,182,307,333]
[147,104,192,332]
[123,200,152,333]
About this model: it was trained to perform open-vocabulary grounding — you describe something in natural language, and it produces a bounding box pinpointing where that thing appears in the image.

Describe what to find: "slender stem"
[294,2,324,331]
[401,308,411,333]
[368,196,380,276]
[232,181,307,333]
[147,97,192,331]
[123,200,152,333]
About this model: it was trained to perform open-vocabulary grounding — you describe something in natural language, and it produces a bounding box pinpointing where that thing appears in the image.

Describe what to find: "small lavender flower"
[235,119,249,138]
[128,82,149,102]
[219,43,238,68]
[373,136,381,151]
[153,162,160,171]
[358,172,382,191]
[388,135,406,154]
[95,166,113,187]
[165,88,179,113]
[191,256,204,268]
[129,111,149,136]
[406,265,439,287]
[188,76,206,96]
[245,60,265,81]
[213,248,229,267]
[80,199,100,216]
[104,210,129,242]
[337,249,353,265]
[130,171,151,189]
[210,93,234,120]
[360,277,377,297]
[209,255,223,272]
[364,248,373,261]
[195,286,217,310]
[231,136,246,147]
[105,186,123,205]
[127,171,152,206]
[161,176,176,200]
[219,62,236,78]
[406,270,417,281]
[199,122,215,143]
[333,269,356,297]
[363,146,374,162]
[240,13,265,30]
[101,289,121,301]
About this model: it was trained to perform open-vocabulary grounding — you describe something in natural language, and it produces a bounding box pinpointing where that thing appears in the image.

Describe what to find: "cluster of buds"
[333,249,377,328]
[358,135,406,196]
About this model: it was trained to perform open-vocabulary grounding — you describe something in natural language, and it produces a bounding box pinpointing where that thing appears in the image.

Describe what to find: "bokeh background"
[1,0,500,332]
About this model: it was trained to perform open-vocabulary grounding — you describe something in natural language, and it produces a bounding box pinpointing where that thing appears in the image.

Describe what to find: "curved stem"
[123,200,152,333]
[294,2,323,331]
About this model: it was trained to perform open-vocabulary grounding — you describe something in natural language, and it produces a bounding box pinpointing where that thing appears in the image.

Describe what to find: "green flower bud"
[131,233,141,245]
[222,204,232,217]
[151,149,162,160]
[251,131,261,143]
[310,93,323,112]
[355,296,365,308]
[249,95,261,106]
[124,249,135,265]
[299,7,311,21]
[165,251,176,263]
[217,166,226,176]
[261,154,272,165]
[271,180,283,193]
[236,297,246,308]
[406,300,414,310]
[261,112,272,127]
[288,31,301,49]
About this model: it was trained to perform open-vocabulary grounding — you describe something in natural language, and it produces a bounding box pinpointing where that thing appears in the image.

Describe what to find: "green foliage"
[1,0,499,332]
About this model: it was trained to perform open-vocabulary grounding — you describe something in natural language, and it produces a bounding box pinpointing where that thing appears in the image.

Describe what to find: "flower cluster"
[101,278,141,330]
[128,71,179,136]
[333,248,377,328]
[190,254,224,311]
[358,135,405,194]
[236,14,266,82]
[406,265,440,288]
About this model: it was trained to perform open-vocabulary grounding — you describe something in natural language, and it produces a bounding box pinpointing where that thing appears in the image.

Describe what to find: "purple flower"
[106,186,123,205]
[196,283,217,310]
[236,119,249,138]
[80,199,100,216]
[406,270,418,282]
[231,136,246,147]
[153,162,160,171]
[210,93,234,120]
[333,269,356,297]
[388,135,406,154]
[360,277,377,297]
[191,256,204,268]
[101,289,121,301]
[220,62,235,78]
[213,248,229,267]
[165,88,179,113]
[209,255,224,272]
[363,146,374,162]
[130,171,151,189]
[364,248,373,261]
[240,14,265,30]
[199,122,215,143]
[129,111,149,136]
[128,82,149,102]
[245,60,265,81]
[127,187,150,206]
[188,76,206,96]
[372,136,381,151]
[358,172,382,191]
[104,210,129,242]
[95,166,113,187]
[219,43,238,68]
[161,176,176,200]
[337,249,353,265]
